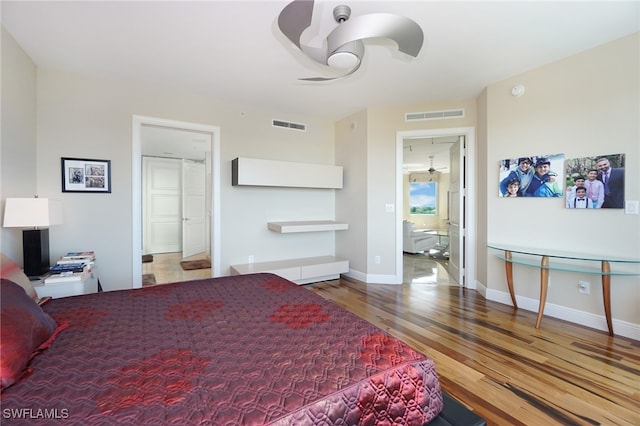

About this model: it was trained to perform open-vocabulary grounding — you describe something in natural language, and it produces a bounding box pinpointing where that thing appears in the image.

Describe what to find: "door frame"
[396,127,476,289]
[132,115,221,288]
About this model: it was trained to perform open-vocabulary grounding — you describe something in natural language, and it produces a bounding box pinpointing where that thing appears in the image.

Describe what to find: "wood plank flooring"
[307,256,640,426]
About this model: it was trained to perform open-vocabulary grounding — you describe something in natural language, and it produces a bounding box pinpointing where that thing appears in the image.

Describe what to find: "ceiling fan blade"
[327,13,423,59]
[278,1,423,81]
[277,0,314,51]
[300,59,362,81]
[277,0,331,67]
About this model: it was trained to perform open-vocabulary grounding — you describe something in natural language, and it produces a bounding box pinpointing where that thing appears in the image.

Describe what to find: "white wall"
[483,33,640,337]
[32,68,337,291]
[335,110,368,279]
[0,28,38,262]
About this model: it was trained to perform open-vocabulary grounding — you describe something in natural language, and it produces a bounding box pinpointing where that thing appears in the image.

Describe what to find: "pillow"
[0,254,38,301]
[0,279,59,390]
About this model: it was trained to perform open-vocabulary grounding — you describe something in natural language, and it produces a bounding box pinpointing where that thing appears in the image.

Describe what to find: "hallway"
[142,252,211,285]
[404,252,457,286]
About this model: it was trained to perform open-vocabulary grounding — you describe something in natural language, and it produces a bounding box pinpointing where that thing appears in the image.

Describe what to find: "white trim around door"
[132,116,221,288]
[396,127,476,289]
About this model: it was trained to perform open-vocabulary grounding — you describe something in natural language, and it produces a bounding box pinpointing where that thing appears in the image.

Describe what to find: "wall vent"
[405,109,465,122]
[272,119,307,131]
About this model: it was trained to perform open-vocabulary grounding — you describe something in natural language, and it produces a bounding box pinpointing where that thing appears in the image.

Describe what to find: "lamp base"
[23,229,51,279]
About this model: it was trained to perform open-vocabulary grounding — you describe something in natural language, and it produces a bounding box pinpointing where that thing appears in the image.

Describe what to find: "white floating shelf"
[232,157,343,189]
[267,220,349,233]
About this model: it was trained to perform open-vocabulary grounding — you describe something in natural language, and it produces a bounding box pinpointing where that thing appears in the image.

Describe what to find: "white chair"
[403,221,439,254]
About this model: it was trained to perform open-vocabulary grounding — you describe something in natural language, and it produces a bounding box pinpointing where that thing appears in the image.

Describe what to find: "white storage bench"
[230,256,349,285]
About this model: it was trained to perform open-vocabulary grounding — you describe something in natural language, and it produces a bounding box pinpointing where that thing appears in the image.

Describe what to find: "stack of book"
[56,251,95,264]
[44,251,95,284]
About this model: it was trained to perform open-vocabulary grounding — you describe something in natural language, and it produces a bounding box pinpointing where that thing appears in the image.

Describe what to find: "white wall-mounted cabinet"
[232,157,343,189]
[231,158,348,283]
[267,220,349,233]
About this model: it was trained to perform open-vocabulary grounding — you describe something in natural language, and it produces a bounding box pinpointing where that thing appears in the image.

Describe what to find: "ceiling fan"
[428,156,438,174]
[277,0,424,81]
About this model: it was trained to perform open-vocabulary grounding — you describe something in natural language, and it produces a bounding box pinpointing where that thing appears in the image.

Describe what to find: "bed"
[1,272,484,425]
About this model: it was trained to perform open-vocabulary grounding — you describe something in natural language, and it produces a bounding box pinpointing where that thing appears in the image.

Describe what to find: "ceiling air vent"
[405,109,465,122]
[272,119,307,132]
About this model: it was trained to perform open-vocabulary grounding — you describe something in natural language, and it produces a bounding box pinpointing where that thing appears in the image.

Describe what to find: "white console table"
[488,243,639,336]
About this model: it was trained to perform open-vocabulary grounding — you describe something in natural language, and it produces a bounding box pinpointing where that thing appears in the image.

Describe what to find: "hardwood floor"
[308,255,640,426]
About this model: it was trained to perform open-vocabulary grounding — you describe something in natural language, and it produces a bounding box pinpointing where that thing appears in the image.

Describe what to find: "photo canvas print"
[498,153,565,198]
[564,153,625,209]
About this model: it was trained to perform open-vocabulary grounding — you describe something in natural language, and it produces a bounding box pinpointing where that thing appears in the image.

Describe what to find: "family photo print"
[564,153,625,209]
[498,153,565,198]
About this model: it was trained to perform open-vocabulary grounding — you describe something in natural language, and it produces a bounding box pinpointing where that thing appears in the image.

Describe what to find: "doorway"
[132,116,221,289]
[396,127,476,289]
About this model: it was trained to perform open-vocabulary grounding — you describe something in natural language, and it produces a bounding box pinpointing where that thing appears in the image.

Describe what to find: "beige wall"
[0,28,38,262]
[31,68,337,291]
[365,101,477,281]
[475,89,489,289]
[335,110,368,275]
[483,33,639,335]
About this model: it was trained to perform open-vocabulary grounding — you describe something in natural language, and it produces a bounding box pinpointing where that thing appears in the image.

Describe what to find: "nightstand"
[34,262,99,299]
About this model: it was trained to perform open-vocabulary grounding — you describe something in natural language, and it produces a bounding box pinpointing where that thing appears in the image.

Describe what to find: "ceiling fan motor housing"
[333,5,351,23]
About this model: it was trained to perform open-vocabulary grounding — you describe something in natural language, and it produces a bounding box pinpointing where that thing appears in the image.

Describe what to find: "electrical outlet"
[248,255,254,264]
[578,280,590,294]
[375,256,381,264]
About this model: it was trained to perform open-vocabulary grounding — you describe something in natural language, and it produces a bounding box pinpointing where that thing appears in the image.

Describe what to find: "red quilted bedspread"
[1,274,443,425]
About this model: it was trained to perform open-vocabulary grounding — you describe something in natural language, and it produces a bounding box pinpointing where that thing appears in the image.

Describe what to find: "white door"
[182,160,206,258]
[448,137,465,285]
[143,157,182,254]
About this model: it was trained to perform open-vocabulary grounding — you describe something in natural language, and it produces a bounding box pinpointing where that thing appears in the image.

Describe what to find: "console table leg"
[504,250,518,308]
[601,261,613,336]
[535,256,550,329]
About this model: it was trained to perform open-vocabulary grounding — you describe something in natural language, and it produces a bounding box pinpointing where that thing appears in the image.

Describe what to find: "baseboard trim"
[484,288,639,341]
[345,269,401,285]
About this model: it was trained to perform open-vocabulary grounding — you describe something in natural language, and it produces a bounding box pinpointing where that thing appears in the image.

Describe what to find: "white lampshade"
[3,198,63,228]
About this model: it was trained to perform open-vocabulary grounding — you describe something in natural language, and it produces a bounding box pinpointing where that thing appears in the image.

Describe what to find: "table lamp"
[3,197,63,279]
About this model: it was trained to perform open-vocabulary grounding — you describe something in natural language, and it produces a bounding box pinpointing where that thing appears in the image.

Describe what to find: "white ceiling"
[3,1,638,123]
[141,125,212,161]
[3,1,638,171]
[403,136,457,174]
